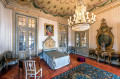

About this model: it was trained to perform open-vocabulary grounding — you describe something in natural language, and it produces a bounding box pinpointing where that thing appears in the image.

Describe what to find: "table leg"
[6,61,8,70]
[97,55,100,62]
[110,56,112,64]
[107,57,109,64]
[22,69,24,79]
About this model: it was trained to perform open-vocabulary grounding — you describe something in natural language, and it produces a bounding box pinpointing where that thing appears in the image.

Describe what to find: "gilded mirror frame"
[96,18,114,50]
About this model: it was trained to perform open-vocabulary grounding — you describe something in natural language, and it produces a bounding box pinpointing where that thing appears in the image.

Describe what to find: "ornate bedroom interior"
[0,0,120,79]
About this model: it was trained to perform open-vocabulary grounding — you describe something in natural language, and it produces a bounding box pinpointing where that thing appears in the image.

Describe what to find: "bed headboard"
[42,36,56,50]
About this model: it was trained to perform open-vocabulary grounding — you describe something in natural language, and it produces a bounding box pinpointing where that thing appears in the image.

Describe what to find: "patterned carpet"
[52,63,120,79]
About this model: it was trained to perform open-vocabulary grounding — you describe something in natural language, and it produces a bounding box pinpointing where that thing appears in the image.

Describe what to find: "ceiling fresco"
[6,0,117,17]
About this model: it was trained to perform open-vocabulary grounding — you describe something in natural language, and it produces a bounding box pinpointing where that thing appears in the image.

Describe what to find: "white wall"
[89,6,120,51]
[38,17,58,50]
[0,2,12,54]
[68,27,75,46]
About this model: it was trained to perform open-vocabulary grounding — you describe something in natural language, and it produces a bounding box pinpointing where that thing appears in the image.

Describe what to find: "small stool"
[77,57,85,62]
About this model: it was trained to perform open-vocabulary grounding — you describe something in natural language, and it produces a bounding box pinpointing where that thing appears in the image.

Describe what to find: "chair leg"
[35,74,36,79]
[41,68,42,77]
[107,57,110,64]
[97,55,100,62]
[26,72,27,79]
[108,57,111,64]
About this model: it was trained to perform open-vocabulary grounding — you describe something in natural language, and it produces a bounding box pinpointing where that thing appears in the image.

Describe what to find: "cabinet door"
[75,30,89,57]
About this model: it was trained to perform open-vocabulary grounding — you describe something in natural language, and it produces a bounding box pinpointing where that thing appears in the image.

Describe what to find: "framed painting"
[44,23,54,36]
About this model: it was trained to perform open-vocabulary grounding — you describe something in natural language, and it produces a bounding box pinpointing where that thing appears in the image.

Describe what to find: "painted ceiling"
[6,0,116,17]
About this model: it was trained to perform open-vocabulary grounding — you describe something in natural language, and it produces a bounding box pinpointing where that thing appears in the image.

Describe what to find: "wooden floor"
[0,54,120,79]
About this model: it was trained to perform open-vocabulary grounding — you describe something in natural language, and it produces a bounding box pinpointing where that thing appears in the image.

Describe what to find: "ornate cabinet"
[75,30,89,57]
[58,24,68,53]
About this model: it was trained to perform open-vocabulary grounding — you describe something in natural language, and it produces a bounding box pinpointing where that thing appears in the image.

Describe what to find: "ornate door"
[16,14,37,59]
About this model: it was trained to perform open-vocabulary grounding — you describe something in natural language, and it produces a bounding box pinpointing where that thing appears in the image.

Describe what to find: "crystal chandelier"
[68,0,96,31]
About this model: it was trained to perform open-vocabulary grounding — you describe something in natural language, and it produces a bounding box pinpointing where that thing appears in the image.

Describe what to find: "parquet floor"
[0,54,120,79]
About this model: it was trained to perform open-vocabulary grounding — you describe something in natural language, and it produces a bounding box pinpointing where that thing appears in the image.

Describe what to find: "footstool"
[77,57,85,62]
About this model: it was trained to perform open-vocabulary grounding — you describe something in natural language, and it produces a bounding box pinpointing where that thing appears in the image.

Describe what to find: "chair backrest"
[25,60,36,71]
[5,51,12,59]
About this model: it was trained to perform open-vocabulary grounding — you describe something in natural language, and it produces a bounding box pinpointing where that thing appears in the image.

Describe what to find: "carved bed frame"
[42,36,56,50]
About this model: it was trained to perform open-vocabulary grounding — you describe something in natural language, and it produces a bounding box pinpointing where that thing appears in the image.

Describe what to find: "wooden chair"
[5,51,18,69]
[25,60,42,79]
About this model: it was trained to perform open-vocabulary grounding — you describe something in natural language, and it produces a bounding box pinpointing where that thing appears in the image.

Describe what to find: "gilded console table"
[96,50,120,64]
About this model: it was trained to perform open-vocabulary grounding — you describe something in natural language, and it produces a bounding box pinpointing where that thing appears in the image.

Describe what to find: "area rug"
[52,63,120,79]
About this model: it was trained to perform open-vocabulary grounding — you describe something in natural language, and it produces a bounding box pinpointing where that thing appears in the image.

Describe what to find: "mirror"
[97,33,112,48]
[96,18,114,50]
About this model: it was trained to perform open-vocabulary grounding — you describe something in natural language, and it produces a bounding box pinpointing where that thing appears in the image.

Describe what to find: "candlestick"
[93,15,96,21]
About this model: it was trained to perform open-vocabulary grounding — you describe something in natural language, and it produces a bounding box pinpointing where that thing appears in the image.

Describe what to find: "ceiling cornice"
[0,0,68,24]
[93,0,120,15]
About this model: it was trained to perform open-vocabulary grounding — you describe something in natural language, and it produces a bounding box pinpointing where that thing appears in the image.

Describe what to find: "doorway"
[16,14,37,59]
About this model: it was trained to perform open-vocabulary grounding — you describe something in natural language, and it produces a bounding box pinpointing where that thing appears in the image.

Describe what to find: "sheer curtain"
[0,2,12,54]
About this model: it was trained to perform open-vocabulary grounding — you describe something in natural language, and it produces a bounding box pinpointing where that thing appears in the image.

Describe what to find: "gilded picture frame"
[44,23,54,36]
